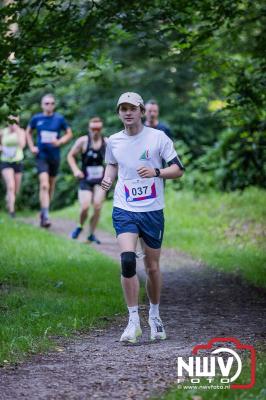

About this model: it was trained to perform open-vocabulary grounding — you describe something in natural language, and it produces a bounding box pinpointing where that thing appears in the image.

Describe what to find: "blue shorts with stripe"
[112,207,164,249]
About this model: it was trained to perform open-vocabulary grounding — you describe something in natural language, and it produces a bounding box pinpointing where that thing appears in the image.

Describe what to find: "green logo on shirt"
[139,150,151,160]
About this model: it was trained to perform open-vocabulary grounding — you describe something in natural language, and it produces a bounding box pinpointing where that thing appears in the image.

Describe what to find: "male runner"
[145,99,173,181]
[67,117,106,244]
[101,92,184,343]
[145,99,172,139]
[26,94,72,227]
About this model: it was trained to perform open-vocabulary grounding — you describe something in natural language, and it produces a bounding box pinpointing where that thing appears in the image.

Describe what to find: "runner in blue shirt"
[145,99,174,185]
[26,94,73,227]
[144,99,172,139]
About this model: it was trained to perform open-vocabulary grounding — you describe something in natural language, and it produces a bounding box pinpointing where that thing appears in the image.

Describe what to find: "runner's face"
[145,104,159,123]
[89,122,103,138]
[8,115,19,131]
[41,97,55,114]
[118,103,142,126]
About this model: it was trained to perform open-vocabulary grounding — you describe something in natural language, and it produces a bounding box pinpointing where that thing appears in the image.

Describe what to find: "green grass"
[0,215,125,365]
[158,353,266,400]
[164,186,266,287]
[54,186,266,288]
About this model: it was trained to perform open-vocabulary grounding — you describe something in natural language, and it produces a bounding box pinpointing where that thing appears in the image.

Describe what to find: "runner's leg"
[1,168,16,214]
[14,172,22,195]
[117,232,142,342]
[48,176,56,202]
[140,238,166,340]
[140,238,162,304]
[117,233,139,307]
[39,172,50,209]
[39,171,52,226]
[78,189,93,226]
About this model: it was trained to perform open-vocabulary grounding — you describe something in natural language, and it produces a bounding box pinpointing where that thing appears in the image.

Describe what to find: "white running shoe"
[120,319,142,343]
[149,316,166,340]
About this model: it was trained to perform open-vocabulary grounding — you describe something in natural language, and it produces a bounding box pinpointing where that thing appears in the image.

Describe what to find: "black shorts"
[36,157,60,177]
[0,161,23,173]
[79,179,101,191]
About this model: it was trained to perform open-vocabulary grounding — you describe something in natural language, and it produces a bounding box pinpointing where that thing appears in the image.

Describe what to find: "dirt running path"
[1,217,265,400]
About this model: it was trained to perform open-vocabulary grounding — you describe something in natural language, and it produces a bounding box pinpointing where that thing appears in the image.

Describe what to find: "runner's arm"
[17,128,26,149]
[137,157,184,179]
[67,137,84,178]
[101,163,118,191]
[157,163,184,179]
[25,126,38,154]
[158,133,185,179]
[57,127,73,146]
[159,156,184,179]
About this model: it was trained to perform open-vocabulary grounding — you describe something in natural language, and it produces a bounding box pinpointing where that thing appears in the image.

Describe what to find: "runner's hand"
[74,170,84,179]
[101,177,112,191]
[30,145,39,155]
[137,166,156,178]
[51,138,61,147]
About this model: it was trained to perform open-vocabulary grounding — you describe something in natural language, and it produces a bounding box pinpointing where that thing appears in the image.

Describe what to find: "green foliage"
[197,128,266,190]
[0,0,265,207]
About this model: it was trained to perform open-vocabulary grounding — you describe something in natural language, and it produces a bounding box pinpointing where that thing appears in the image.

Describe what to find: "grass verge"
[164,186,266,287]
[0,215,124,365]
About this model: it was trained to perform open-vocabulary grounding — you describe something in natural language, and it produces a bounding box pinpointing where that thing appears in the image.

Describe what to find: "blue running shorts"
[112,206,164,249]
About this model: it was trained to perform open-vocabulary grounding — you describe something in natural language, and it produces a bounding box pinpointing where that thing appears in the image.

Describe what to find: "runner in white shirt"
[101,92,184,343]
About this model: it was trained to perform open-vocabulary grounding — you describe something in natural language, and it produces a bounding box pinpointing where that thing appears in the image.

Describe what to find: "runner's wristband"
[154,168,161,177]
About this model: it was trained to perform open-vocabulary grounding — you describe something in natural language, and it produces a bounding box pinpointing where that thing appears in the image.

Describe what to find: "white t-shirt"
[105,126,177,212]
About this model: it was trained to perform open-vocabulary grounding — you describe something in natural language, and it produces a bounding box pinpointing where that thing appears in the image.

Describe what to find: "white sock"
[149,302,159,318]
[128,305,139,323]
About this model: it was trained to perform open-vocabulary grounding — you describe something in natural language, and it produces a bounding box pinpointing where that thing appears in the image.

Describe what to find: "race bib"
[2,146,17,159]
[86,166,104,180]
[124,178,157,203]
[40,130,57,144]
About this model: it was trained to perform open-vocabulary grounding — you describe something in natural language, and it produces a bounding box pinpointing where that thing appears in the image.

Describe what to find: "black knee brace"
[121,252,136,278]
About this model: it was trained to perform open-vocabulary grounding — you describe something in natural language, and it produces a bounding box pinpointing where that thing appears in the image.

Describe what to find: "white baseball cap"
[117,92,145,111]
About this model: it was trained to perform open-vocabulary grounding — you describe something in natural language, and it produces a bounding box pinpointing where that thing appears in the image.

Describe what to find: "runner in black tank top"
[80,133,105,188]
[67,117,107,244]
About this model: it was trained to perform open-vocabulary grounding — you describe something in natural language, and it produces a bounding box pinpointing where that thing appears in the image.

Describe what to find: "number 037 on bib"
[124,178,157,203]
